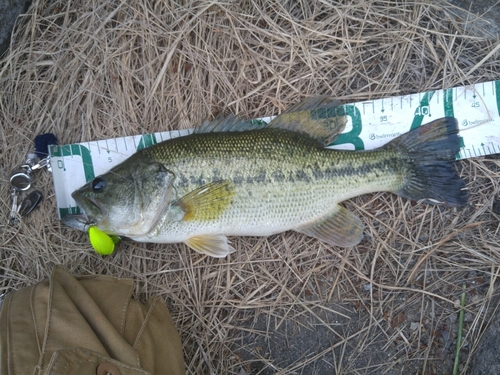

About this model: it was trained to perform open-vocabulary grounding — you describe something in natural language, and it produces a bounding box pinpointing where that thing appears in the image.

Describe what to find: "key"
[9,166,32,224]
[18,190,43,218]
[9,190,19,224]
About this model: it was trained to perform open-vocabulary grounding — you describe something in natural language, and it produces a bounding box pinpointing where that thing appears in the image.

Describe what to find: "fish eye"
[91,177,106,192]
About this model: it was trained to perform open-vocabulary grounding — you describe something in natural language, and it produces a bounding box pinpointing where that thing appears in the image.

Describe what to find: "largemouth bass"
[68,97,467,257]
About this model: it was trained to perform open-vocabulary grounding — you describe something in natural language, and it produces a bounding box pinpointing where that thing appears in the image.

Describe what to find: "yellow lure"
[88,226,120,255]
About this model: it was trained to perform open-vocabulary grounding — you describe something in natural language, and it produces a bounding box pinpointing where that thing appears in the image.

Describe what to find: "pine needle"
[453,283,467,375]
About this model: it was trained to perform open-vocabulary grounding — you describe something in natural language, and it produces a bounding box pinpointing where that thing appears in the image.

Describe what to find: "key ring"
[10,165,33,192]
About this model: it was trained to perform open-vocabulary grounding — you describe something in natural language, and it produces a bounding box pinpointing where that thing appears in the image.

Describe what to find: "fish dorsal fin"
[268,97,347,145]
[295,204,364,247]
[194,97,346,141]
[194,114,267,134]
[185,234,235,258]
[174,180,235,222]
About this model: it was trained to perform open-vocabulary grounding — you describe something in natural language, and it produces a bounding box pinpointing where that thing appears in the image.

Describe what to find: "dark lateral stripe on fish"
[176,155,405,188]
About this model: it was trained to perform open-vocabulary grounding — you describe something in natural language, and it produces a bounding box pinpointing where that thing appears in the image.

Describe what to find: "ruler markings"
[50,80,500,217]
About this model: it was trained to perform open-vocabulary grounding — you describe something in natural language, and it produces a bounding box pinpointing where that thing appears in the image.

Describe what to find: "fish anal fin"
[175,180,235,222]
[185,234,235,258]
[269,96,347,145]
[296,205,364,247]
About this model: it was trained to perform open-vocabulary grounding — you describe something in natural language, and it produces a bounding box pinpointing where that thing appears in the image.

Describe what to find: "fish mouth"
[72,192,108,225]
[61,213,92,232]
[85,197,108,224]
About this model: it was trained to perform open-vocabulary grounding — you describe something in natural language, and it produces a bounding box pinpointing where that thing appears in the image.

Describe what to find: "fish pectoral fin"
[185,234,235,258]
[295,205,364,247]
[268,97,347,145]
[174,180,235,222]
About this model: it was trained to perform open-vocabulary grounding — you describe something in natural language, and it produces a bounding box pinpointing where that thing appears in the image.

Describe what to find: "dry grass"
[1,0,500,374]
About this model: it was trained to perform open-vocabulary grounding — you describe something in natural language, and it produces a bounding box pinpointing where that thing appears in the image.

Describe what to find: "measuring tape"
[50,80,500,218]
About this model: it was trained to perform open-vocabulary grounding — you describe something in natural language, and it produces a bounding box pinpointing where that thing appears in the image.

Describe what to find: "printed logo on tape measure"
[369,132,401,141]
[461,118,493,127]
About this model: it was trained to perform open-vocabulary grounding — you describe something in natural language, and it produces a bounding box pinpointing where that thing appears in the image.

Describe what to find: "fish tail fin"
[385,117,467,207]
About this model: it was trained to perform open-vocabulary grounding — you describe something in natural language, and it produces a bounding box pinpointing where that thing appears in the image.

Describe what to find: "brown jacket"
[0,266,185,375]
